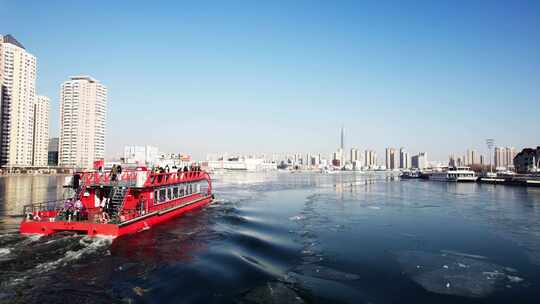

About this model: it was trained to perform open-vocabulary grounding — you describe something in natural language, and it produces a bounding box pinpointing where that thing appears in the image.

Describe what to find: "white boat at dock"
[429,166,477,182]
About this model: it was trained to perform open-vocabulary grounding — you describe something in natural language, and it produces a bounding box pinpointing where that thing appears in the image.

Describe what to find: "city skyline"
[1,1,539,160]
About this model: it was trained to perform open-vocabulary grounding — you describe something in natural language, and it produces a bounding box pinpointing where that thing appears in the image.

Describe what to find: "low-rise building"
[123,145,159,166]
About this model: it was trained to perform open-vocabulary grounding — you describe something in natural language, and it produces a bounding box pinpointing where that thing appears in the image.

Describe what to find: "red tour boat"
[20,167,214,238]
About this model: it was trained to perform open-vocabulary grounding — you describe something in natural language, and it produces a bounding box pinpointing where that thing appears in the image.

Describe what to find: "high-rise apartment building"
[0,35,37,167]
[385,147,398,170]
[333,147,344,167]
[364,150,377,168]
[48,137,59,166]
[466,149,477,165]
[350,147,361,162]
[59,76,107,169]
[32,95,49,166]
[412,152,428,170]
[449,154,456,167]
[494,147,506,168]
[505,147,516,169]
[399,147,410,169]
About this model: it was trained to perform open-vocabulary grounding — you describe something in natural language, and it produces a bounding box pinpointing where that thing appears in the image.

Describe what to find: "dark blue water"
[1,172,540,303]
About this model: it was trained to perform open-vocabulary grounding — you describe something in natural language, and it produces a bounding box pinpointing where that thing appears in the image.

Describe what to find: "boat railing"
[79,170,211,188]
[23,199,66,215]
[144,171,209,187]
[81,171,139,187]
[22,200,100,223]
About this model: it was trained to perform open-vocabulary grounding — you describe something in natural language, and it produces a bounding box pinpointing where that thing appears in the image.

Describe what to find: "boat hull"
[20,195,213,238]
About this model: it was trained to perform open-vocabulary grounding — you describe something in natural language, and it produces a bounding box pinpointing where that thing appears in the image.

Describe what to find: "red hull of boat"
[20,196,213,238]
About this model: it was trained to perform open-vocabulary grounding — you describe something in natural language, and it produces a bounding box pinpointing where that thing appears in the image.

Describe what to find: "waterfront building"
[466,149,478,165]
[449,154,456,167]
[399,147,410,169]
[480,154,485,166]
[32,95,49,166]
[59,76,107,169]
[333,147,344,167]
[350,147,362,170]
[505,147,516,169]
[385,148,398,170]
[48,137,59,166]
[513,147,540,174]
[0,35,37,167]
[124,145,159,166]
[350,148,360,163]
[207,156,277,171]
[364,150,377,168]
[494,147,506,169]
[411,152,428,170]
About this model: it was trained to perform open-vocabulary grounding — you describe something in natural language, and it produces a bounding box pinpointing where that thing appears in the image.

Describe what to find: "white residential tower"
[59,76,107,169]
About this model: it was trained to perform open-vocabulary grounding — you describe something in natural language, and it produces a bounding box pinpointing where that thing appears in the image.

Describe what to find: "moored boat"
[400,169,421,179]
[429,166,477,182]
[20,167,213,238]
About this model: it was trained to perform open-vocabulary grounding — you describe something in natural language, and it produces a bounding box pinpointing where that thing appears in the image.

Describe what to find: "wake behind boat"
[20,167,213,237]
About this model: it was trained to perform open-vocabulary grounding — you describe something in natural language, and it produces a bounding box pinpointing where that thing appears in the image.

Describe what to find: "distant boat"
[429,166,477,182]
[400,170,421,179]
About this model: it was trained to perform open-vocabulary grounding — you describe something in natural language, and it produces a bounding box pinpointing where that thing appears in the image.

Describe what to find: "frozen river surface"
[1,172,540,303]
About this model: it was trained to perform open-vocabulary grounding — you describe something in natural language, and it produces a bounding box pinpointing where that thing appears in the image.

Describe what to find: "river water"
[1,172,540,303]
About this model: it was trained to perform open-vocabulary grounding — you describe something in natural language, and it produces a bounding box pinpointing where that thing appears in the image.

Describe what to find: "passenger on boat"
[183,166,189,172]
[101,208,110,223]
[117,165,123,180]
[61,199,74,221]
[65,203,75,222]
[74,199,83,221]
[98,196,110,223]
[110,165,118,183]
[164,166,170,181]
[177,167,183,178]
[137,198,146,216]
[156,167,165,183]
[73,173,81,189]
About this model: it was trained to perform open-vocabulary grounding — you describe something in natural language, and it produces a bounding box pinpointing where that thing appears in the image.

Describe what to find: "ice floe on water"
[284,272,368,304]
[242,282,305,304]
[289,215,305,221]
[394,250,525,298]
[293,264,360,281]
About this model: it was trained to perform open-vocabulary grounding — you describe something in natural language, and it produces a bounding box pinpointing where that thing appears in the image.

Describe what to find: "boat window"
[167,188,172,200]
[179,187,185,197]
[159,189,166,202]
[173,187,178,198]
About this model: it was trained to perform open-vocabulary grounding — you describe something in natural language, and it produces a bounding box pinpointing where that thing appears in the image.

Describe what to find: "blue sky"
[1,0,539,160]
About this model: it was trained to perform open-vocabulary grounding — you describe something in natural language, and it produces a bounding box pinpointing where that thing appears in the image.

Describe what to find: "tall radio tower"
[340,126,344,150]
